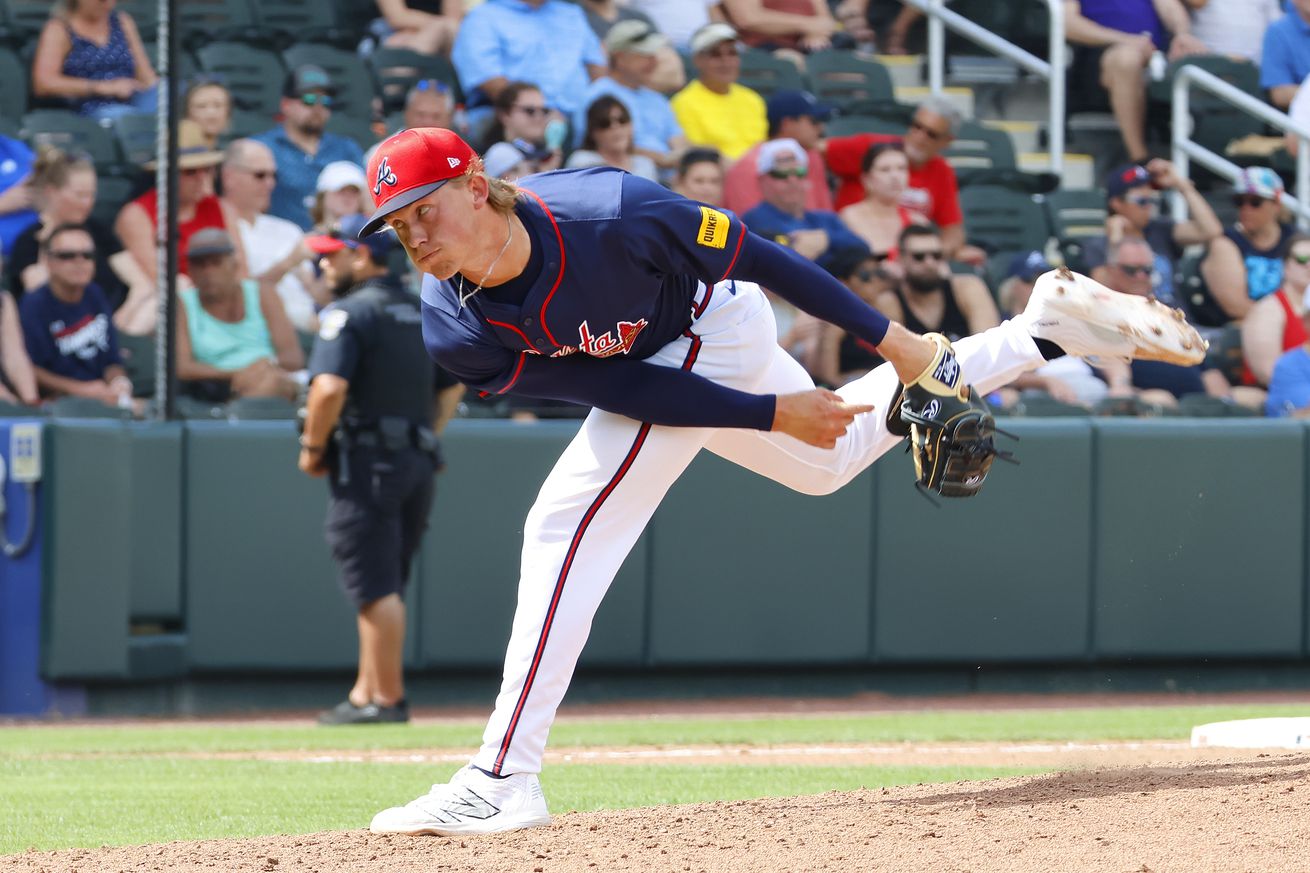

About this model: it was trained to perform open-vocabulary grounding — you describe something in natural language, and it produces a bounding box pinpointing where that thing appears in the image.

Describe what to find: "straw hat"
[143,120,225,170]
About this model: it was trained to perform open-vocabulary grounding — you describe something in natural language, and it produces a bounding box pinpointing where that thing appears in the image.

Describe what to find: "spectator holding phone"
[481,82,565,172]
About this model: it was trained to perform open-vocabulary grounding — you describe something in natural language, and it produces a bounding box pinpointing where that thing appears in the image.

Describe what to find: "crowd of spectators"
[1,0,1310,419]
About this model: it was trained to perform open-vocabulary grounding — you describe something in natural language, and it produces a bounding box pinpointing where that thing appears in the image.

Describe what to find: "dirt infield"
[7,750,1309,873]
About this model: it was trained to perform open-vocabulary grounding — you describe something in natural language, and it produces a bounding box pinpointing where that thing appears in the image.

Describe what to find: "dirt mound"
[6,754,1308,873]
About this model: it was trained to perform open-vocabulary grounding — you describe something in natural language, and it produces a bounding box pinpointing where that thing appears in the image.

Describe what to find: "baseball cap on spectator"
[1105,163,1153,200]
[756,138,808,175]
[483,142,529,179]
[360,127,478,236]
[604,20,668,55]
[284,65,336,98]
[766,90,834,129]
[1233,166,1283,201]
[689,22,738,55]
[1006,250,1053,282]
[307,213,398,259]
[186,228,236,260]
[317,161,368,193]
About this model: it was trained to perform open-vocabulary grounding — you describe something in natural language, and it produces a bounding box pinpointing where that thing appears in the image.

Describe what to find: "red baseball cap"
[359,127,478,237]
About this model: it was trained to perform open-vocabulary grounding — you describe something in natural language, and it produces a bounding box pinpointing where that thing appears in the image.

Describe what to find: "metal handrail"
[1171,65,1310,229]
[903,0,1065,176]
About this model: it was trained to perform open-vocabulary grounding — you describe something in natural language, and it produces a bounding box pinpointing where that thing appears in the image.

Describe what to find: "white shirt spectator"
[1191,0,1282,64]
[1289,71,1310,148]
[234,213,317,332]
[623,0,719,51]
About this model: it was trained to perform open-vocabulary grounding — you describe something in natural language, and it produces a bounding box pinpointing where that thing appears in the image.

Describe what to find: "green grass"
[0,759,1040,854]
[2,701,1305,855]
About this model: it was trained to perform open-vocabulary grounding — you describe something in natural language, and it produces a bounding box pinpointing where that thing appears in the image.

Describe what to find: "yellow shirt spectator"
[670,80,767,161]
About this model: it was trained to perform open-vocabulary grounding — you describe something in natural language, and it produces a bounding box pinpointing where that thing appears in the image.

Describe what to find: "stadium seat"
[115,0,159,41]
[47,396,134,420]
[178,0,261,50]
[174,395,226,420]
[90,172,138,229]
[821,114,905,138]
[804,50,894,113]
[1041,189,1107,272]
[1175,249,1231,330]
[0,400,43,418]
[325,114,380,151]
[942,121,1016,185]
[1,0,55,39]
[195,42,286,116]
[1010,390,1089,417]
[1174,393,1257,418]
[959,185,1052,254]
[369,47,461,113]
[223,109,275,145]
[256,0,354,48]
[281,44,377,122]
[141,43,199,82]
[117,333,157,398]
[111,113,159,167]
[0,48,26,122]
[736,49,806,99]
[225,396,299,420]
[20,110,121,170]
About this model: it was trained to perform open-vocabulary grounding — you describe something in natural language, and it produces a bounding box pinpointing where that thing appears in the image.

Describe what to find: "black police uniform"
[307,275,443,609]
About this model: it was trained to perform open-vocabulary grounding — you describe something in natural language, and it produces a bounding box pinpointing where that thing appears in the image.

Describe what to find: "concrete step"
[984,119,1041,155]
[875,53,923,90]
[1019,151,1096,190]
[894,85,975,119]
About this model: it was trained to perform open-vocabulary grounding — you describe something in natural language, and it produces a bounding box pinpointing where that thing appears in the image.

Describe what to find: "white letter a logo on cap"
[447,157,460,168]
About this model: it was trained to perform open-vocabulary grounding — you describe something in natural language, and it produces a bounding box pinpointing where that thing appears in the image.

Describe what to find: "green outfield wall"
[38,418,1310,683]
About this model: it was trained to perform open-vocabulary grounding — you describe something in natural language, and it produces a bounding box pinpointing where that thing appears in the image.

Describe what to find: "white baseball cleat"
[1017,266,1207,366]
[369,766,551,836]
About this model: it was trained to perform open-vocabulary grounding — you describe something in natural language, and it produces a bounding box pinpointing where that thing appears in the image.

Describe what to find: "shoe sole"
[370,810,552,836]
[1037,270,1208,366]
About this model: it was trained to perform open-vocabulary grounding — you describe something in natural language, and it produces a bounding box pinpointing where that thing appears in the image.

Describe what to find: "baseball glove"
[885,333,1014,499]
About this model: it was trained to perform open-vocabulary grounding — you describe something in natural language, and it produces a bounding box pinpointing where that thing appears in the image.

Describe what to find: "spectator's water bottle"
[1149,49,1167,82]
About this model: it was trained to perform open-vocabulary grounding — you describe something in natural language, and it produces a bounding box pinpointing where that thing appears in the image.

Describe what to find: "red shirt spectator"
[724,89,834,215]
[825,133,962,229]
[129,189,226,277]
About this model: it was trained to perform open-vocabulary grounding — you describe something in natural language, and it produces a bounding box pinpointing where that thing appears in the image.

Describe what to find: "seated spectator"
[1085,161,1224,313]
[1102,237,1254,408]
[565,96,660,180]
[823,97,983,265]
[253,66,366,230]
[580,0,656,37]
[452,0,607,133]
[575,22,688,171]
[116,120,237,284]
[812,247,886,386]
[1189,0,1282,64]
[1199,167,1295,322]
[1265,286,1310,415]
[184,77,234,149]
[580,0,687,94]
[374,0,463,57]
[221,140,321,334]
[404,80,455,131]
[483,142,536,181]
[0,136,38,258]
[309,162,370,234]
[724,89,833,215]
[995,250,1110,408]
[1242,233,1310,388]
[32,0,158,121]
[741,138,866,272]
[481,82,563,172]
[176,229,304,402]
[721,0,838,54]
[0,293,39,407]
[672,147,725,204]
[838,142,922,261]
[873,224,999,343]
[625,0,726,53]
[8,146,153,335]
[19,223,132,407]
[671,24,768,161]
[1261,0,1310,108]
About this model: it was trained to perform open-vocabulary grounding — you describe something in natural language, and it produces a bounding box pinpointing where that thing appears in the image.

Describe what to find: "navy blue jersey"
[420,167,890,429]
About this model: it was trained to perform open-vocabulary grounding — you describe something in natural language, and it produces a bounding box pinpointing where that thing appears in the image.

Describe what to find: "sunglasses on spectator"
[704,46,740,59]
[513,105,548,117]
[909,119,948,141]
[906,250,943,262]
[766,167,808,179]
[1115,263,1152,276]
[1233,194,1269,208]
[49,249,95,262]
[1288,251,1310,265]
[596,114,631,130]
[414,79,449,94]
[1125,194,1159,207]
[299,93,333,107]
[242,169,275,181]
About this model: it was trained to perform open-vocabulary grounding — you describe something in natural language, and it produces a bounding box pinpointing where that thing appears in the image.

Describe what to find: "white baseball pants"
[473,280,1045,776]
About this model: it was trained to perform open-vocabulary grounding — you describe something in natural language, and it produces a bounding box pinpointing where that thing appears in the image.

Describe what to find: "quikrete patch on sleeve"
[696,206,729,249]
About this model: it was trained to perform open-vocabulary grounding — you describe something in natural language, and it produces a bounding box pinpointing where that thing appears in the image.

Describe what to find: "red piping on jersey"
[717,222,746,282]
[522,189,565,349]
[492,332,704,775]
[497,352,527,395]
[692,284,713,319]
[486,317,533,349]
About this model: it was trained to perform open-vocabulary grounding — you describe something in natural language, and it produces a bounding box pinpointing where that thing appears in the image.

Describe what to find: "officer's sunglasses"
[1233,194,1269,208]
[49,249,95,262]
[766,167,808,179]
[299,93,334,108]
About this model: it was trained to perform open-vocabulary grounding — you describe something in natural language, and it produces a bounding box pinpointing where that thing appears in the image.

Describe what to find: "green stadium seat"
[48,396,134,420]
[804,50,894,113]
[0,48,28,122]
[222,109,276,145]
[256,0,352,47]
[225,395,300,420]
[115,0,159,41]
[0,400,43,418]
[281,43,377,121]
[1010,390,1089,417]
[111,113,159,167]
[196,42,287,116]
[821,114,905,139]
[117,333,157,398]
[141,43,199,82]
[369,47,461,113]
[1041,189,1107,273]
[1174,393,1255,418]
[943,121,1016,186]
[20,110,121,170]
[178,0,261,50]
[325,114,380,151]
[174,395,226,420]
[736,49,805,99]
[1,0,55,39]
[90,172,138,230]
[959,185,1052,254]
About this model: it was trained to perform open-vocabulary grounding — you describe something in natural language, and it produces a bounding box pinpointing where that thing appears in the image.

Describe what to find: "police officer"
[299,213,464,725]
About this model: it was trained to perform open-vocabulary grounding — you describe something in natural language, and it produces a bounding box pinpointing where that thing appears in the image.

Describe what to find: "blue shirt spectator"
[743,201,869,267]
[574,21,684,154]
[0,137,39,257]
[1266,345,1310,415]
[254,66,366,230]
[1261,3,1310,106]
[1078,0,1165,49]
[453,0,607,128]
[20,281,121,384]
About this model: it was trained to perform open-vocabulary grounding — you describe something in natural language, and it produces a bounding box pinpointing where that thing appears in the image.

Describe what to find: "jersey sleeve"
[308,301,370,382]
[619,174,748,286]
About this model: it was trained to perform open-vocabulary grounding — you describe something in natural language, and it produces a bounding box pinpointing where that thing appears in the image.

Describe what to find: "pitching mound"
[6,753,1308,873]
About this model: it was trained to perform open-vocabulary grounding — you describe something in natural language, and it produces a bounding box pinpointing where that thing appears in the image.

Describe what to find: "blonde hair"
[465,159,521,215]
[31,144,94,191]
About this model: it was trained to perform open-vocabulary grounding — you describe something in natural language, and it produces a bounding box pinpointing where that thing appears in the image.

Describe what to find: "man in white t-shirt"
[220,139,321,332]
[624,0,724,51]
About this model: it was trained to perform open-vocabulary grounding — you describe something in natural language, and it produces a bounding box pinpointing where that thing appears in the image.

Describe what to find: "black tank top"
[893,280,970,342]
[837,333,883,377]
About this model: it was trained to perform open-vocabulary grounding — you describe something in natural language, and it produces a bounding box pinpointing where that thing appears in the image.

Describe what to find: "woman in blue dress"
[32,0,158,121]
